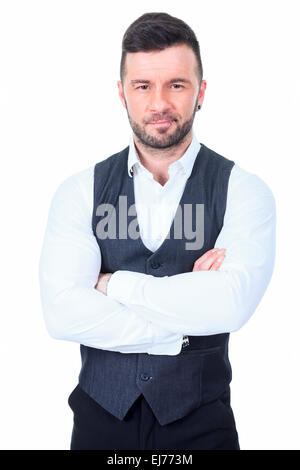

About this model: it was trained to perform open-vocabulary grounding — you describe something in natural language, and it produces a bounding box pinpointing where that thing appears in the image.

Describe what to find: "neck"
[133,130,193,186]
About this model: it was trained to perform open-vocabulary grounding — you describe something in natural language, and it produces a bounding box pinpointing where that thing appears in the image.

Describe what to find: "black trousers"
[68,384,240,450]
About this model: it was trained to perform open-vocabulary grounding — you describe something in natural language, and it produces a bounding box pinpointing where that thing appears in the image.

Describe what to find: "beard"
[124,98,199,149]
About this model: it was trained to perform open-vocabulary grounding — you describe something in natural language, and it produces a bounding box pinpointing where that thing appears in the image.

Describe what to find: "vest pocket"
[181,345,221,355]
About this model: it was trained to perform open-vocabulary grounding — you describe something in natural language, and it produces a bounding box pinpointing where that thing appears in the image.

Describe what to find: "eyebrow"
[129,78,192,86]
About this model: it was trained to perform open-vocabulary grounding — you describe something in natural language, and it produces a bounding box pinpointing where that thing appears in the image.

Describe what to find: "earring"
[197,104,201,110]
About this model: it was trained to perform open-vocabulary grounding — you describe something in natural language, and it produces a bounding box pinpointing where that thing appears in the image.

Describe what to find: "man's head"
[117,12,206,150]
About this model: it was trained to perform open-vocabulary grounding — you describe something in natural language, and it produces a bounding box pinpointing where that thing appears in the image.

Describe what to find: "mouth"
[148,120,174,129]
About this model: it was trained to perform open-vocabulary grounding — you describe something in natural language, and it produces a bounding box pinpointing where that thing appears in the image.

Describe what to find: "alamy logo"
[95,196,204,251]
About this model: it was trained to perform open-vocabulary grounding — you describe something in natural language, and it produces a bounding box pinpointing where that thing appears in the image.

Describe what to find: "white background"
[0,0,299,450]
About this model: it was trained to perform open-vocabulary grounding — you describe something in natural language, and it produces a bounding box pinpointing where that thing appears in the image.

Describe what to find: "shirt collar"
[127,132,201,178]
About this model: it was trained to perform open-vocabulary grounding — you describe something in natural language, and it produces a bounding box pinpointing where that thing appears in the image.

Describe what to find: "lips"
[148,120,173,128]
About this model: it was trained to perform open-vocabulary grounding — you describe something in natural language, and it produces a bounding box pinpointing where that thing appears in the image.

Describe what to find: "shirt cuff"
[148,324,183,356]
[107,270,151,305]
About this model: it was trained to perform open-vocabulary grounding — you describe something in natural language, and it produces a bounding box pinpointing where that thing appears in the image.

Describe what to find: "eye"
[171,84,183,89]
[137,85,149,90]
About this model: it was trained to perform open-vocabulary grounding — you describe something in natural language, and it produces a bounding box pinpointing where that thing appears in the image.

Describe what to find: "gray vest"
[78,143,235,426]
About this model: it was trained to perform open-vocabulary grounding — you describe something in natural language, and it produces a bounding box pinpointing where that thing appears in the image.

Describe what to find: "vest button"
[140,373,152,381]
[151,261,161,269]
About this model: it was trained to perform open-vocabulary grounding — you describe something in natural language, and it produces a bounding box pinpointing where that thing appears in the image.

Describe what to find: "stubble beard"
[124,99,199,149]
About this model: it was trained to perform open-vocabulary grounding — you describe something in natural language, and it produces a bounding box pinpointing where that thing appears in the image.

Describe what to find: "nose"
[148,86,171,114]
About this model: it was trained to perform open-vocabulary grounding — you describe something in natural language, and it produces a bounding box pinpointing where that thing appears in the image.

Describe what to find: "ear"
[117,80,127,109]
[197,79,207,108]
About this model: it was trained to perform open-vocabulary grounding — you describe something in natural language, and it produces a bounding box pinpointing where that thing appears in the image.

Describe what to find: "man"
[39,12,276,450]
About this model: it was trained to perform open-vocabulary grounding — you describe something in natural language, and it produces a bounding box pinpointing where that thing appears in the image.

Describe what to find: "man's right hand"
[192,248,226,272]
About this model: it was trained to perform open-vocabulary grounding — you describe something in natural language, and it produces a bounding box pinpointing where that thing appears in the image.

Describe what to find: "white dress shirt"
[38,132,276,355]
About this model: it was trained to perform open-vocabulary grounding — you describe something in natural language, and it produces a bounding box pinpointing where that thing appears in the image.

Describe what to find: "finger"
[210,254,226,270]
[193,252,223,272]
[195,249,226,271]
[193,248,221,268]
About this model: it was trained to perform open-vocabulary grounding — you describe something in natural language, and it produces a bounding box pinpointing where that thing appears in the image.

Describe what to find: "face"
[118,44,206,149]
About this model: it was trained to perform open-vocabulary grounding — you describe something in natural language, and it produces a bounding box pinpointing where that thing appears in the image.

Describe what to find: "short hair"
[120,12,203,84]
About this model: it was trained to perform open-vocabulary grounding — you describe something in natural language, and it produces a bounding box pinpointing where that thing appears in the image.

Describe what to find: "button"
[151,261,161,269]
[140,373,152,381]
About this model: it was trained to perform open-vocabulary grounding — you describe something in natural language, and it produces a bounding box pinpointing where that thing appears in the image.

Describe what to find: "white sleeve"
[38,167,183,355]
[107,164,276,335]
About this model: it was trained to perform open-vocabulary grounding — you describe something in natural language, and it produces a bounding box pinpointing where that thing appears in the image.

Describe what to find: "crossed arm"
[39,171,184,355]
[39,166,276,354]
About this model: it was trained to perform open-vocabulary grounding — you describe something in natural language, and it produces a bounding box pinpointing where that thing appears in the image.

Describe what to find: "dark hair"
[120,12,203,84]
